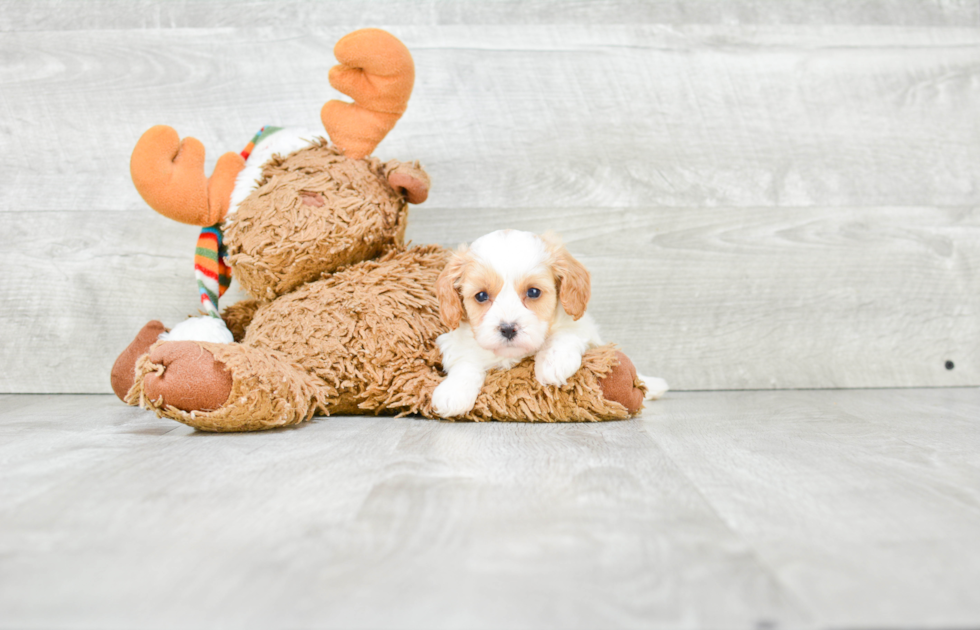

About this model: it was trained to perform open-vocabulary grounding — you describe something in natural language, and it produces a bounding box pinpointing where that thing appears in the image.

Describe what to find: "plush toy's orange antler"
[130,125,245,226]
[321,29,414,160]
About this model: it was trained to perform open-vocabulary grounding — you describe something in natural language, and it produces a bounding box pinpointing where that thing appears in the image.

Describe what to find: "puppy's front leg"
[432,363,486,418]
[535,332,591,387]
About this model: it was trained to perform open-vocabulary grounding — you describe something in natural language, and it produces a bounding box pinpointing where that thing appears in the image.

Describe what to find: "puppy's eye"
[475,291,489,303]
[526,287,541,299]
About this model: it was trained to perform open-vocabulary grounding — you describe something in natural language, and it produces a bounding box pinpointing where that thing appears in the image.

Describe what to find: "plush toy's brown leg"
[597,351,645,415]
[128,340,328,432]
[452,345,646,423]
[141,341,234,412]
[355,344,646,423]
[110,320,167,403]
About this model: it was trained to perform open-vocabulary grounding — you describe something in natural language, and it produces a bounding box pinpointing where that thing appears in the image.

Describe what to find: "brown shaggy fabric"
[221,299,262,342]
[128,340,326,432]
[243,245,450,416]
[224,140,409,299]
[459,345,638,423]
[125,244,643,431]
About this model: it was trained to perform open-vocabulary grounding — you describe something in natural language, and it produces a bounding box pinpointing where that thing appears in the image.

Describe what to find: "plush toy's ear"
[321,29,415,160]
[130,125,244,226]
[543,232,591,320]
[386,161,430,204]
[435,247,469,329]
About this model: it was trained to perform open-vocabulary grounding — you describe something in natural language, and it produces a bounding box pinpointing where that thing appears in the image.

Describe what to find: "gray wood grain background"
[1,1,978,393]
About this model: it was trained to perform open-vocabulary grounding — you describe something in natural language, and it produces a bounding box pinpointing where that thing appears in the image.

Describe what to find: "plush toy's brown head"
[130,28,430,299]
[224,142,429,298]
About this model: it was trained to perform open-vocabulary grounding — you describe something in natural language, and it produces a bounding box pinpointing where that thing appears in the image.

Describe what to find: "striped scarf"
[195,126,281,317]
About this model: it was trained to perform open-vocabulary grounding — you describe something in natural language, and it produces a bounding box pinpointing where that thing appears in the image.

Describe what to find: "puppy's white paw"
[432,380,479,418]
[639,374,669,400]
[534,346,583,387]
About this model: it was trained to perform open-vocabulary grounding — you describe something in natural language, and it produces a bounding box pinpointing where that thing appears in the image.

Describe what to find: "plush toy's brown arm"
[450,345,646,422]
[597,351,646,414]
[131,125,245,226]
[221,299,263,342]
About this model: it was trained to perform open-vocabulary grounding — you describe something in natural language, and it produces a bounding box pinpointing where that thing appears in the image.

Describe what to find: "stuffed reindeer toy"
[111,28,651,431]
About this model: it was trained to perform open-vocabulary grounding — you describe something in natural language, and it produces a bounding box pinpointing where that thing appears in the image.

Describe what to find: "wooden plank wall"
[1,1,978,393]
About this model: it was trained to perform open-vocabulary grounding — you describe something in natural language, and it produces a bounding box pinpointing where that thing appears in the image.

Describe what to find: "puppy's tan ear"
[435,247,468,329]
[544,234,591,320]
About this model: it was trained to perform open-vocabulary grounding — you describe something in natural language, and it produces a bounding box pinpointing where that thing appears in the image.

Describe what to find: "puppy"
[431,229,667,417]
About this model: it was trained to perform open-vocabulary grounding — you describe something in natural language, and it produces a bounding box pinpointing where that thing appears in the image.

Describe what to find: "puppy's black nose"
[499,323,518,340]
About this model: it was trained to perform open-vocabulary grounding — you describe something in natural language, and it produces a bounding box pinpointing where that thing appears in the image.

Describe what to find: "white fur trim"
[226,127,322,220]
[638,374,669,400]
[159,316,234,344]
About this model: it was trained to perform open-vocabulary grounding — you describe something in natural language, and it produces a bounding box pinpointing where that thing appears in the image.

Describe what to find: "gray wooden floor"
[2,389,979,629]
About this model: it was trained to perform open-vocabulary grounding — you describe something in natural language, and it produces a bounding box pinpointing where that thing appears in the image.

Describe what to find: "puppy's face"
[436,230,591,358]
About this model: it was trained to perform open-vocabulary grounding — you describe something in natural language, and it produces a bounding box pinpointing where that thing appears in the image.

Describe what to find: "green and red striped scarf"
[195,126,281,316]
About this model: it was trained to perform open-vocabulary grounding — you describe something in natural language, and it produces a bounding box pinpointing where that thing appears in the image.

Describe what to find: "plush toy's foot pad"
[111,320,167,402]
[143,341,234,412]
[598,351,645,415]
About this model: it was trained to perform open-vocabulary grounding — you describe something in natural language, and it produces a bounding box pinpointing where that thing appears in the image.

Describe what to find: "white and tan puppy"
[432,229,667,417]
